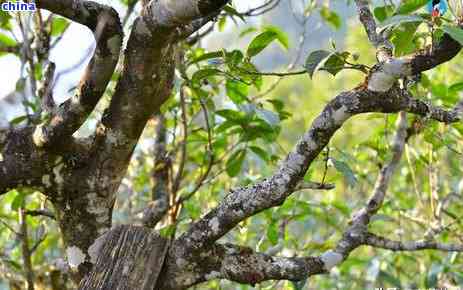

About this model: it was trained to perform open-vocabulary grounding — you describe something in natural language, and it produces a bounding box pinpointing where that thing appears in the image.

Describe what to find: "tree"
[1,0,463,289]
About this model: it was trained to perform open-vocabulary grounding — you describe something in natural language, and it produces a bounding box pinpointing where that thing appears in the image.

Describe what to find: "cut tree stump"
[79,225,170,290]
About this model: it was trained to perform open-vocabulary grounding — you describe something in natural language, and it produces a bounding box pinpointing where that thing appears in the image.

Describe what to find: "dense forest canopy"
[0,0,463,289]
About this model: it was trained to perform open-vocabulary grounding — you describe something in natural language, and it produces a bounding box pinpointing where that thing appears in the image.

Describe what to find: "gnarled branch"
[33,0,123,148]
[177,86,462,255]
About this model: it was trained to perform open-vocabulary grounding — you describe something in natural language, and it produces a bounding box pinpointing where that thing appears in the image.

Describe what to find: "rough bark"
[79,225,169,290]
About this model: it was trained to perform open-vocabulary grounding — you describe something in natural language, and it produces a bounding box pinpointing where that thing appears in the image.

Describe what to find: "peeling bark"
[79,225,169,290]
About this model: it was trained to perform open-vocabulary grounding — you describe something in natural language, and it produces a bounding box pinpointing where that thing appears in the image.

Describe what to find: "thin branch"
[0,44,20,54]
[294,181,335,191]
[171,88,188,196]
[24,209,56,220]
[186,22,215,46]
[19,207,35,290]
[176,99,214,204]
[364,232,463,252]
[354,0,393,60]
[239,0,281,17]
[37,61,56,114]
[0,218,19,235]
[141,114,170,228]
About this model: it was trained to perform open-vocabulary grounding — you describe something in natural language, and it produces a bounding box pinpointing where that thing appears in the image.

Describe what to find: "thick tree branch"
[49,1,232,280]
[33,0,123,147]
[178,86,461,254]
[193,243,325,287]
[0,128,50,195]
[143,0,229,27]
[89,0,232,206]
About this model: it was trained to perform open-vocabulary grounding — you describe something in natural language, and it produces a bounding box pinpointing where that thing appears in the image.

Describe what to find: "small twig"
[30,234,47,254]
[239,0,281,17]
[364,232,463,252]
[37,61,56,114]
[19,207,35,290]
[0,218,20,235]
[294,181,335,191]
[171,87,188,196]
[170,86,189,223]
[321,146,330,185]
[24,209,55,220]
[176,99,214,204]
[142,114,170,228]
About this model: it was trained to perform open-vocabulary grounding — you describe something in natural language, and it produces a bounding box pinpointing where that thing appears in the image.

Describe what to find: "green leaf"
[449,81,463,92]
[304,50,331,78]
[0,10,12,30]
[223,5,245,21]
[225,50,244,66]
[247,30,279,57]
[322,53,345,76]
[191,68,222,84]
[16,78,26,92]
[216,109,249,125]
[374,5,394,22]
[159,224,176,238]
[249,146,270,162]
[266,221,279,245]
[51,17,70,36]
[218,16,227,32]
[331,159,357,187]
[320,7,341,30]
[396,0,428,14]
[189,51,224,66]
[184,202,201,219]
[226,149,246,177]
[391,22,420,56]
[378,270,402,287]
[239,27,257,38]
[263,26,289,50]
[11,191,25,211]
[255,108,280,127]
[226,79,249,104]
[9,115,28,125]
[3,259,21,271]
[379,15,424,30]
[442,25,463,46]
[0,32,16,47]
